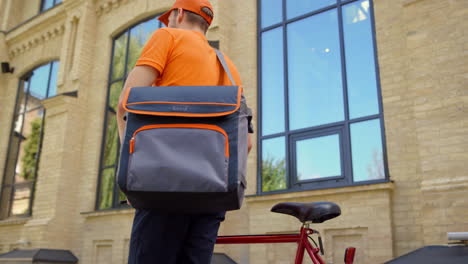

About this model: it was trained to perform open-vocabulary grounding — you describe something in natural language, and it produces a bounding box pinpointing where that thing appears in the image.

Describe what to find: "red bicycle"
[216,201,356,264]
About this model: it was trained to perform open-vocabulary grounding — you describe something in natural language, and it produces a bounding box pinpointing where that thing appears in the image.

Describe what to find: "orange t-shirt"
[135,28,242,87]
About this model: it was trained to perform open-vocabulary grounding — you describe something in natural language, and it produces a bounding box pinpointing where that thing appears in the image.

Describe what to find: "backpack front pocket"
[127,124,229,193]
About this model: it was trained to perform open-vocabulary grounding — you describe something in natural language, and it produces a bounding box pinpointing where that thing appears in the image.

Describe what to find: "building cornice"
[6,5,66,59]
[8,24,65,59]
[95,0,133,17]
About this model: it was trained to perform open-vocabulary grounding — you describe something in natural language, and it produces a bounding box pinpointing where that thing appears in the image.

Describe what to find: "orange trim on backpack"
[129,138,135,154]
[122,86,242,118]
[126,101,238,107]
[130,124,230,157]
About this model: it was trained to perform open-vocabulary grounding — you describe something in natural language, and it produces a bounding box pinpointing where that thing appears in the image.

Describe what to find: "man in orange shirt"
[116,0,252,263]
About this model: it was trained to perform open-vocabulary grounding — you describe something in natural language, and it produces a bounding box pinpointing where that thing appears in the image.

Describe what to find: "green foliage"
[20,118,42,181]
[99,169,115,209]
[262,156,287,192]
[103,118,119,166]
[99,26,149,209]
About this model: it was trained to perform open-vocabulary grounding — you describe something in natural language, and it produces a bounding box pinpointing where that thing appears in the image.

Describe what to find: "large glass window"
[96,17,163,210]
[0,61,59,219]
[259,0,387,193]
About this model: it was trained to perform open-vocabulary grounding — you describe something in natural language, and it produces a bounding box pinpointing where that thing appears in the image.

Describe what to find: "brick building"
[0,0,466,263]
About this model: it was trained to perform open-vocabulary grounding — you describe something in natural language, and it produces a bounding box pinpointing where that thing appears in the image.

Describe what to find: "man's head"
[158,0,214,33]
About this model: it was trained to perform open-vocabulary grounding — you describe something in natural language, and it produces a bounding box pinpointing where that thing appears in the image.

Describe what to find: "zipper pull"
[129,137,135,154]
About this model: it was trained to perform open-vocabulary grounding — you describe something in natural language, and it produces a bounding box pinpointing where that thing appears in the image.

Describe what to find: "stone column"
[0,29,12,190]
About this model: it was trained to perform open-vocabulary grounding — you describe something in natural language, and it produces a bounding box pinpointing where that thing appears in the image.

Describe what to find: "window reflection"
[111,33,128,81]
[99,17,162,209]
[296,134,341,181]
[1,61,58,218]
[343,0,379,119]
[262,28,285,136]
[127,19,161,73]
[287,0,336,19]
[261,0,282,28]
[259,0,385,192]
[98,168,115,210]
[15,80,28,115]
[108,81,123,111]
[11,183,33,216]
[351,119,384,181]
[48,61,59,97]
[16,109,43,182]
[41,0,54,11]
[262,137,287,192]
[28,63,50,101]
[103,116,118,167]
[288,10,344,130]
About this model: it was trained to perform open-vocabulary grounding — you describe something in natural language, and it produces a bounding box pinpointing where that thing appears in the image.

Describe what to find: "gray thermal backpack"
[116,50,251,213]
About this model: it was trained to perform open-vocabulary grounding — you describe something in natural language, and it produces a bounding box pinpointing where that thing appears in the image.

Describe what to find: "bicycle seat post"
[303,221,312,229]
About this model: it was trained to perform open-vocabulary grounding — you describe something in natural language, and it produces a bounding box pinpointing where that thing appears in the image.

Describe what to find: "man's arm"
[117,65,159,143]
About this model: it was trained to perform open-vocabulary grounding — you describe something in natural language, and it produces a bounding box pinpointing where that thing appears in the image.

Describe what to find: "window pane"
[127,19,160,73]
[288,10,344,130]
[13,114,23,135]
[108,81,123,111]
[47,61,59,97]
[296,134,341,181]
[11,182,33,216]
[16,80,28,115]
[262,137,287,192]
[261,28,285,136]
[55,0,62,4]
[103,113,119,167]
[98,168,116,210]
[351,119,385,182]
[287,0,336,19]
[41,0,54,11]
[343,0,379,119]
[17,110,44,182]
[261,0,282,28]
[111,33,128,81]
[28,63,51,101]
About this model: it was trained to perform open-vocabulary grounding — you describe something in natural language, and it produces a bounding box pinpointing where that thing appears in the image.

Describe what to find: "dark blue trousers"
[128,209,225,264]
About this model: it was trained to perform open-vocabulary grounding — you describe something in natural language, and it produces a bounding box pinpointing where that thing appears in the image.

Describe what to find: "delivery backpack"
[116,49,250,213]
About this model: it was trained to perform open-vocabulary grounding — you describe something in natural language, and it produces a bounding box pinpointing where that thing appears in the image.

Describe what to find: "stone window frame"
[257,0,390,195]
[0,61,59,219]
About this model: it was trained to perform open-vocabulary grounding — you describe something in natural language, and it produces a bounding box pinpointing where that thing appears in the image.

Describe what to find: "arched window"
[0,61,59,219]
[96,16,163,210]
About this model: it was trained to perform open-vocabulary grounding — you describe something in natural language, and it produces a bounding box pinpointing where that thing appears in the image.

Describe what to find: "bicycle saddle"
[271,202,341,223]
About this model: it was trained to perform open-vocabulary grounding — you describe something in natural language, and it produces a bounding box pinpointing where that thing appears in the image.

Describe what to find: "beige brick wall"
[1,0,41,30]
[0,0,466,263]
[374,0,468,256]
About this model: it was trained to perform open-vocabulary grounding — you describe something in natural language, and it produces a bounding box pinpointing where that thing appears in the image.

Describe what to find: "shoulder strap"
[214,49,236,86]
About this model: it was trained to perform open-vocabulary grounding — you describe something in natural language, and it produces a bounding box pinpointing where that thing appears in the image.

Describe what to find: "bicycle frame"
[216,225,326,264]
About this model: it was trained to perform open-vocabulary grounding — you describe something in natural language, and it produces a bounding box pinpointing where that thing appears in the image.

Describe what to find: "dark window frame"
[256,0,390,195]
[0,61,58,219]
[95,15,164,211]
